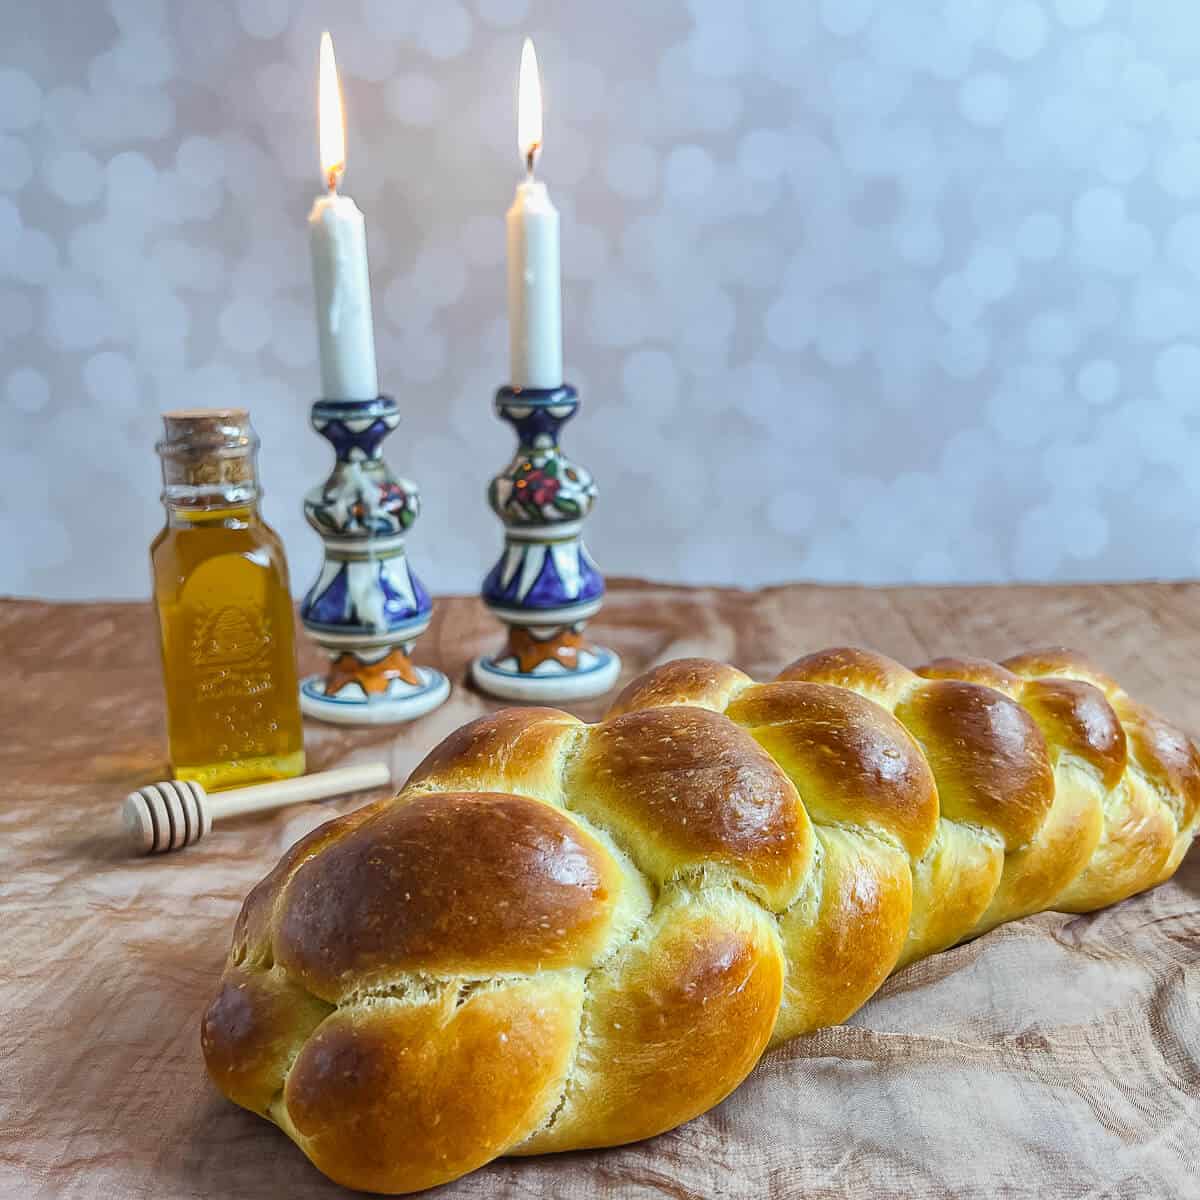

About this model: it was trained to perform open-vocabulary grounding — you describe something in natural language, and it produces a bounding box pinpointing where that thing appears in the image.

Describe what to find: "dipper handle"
[206,763,392,820]
[121,761,392,855]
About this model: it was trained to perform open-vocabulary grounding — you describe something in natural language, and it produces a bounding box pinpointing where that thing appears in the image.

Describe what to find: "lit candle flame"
[318,31,345,192]
[518,37,543,176]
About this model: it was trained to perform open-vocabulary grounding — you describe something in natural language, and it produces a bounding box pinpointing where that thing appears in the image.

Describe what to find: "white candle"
[507,39,563,391]
[309,33,378,402]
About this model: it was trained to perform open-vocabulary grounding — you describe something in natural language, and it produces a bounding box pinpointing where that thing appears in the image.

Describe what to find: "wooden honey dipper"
[120,762,392,855]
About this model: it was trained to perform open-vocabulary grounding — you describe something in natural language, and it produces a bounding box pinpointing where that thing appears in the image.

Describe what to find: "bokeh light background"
[3,0,1200,598]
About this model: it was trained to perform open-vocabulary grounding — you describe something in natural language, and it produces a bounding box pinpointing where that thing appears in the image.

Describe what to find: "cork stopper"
[157,408,260,501]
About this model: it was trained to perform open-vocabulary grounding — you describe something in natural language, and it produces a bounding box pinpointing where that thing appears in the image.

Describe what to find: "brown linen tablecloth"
[3,581,1198,1200]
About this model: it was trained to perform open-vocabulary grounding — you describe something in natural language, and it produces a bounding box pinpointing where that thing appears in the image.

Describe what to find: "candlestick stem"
[299,395,450,724]
[470,384,620,702]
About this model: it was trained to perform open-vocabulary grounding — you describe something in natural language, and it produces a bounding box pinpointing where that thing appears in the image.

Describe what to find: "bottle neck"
[156,409,263,523]
[163,492,262,528]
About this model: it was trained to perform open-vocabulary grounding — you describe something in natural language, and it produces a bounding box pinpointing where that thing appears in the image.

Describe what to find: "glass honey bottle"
[151,409,305,789]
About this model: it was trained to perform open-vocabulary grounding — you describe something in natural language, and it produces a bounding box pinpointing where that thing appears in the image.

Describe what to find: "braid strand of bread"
[202,648,1200,1194]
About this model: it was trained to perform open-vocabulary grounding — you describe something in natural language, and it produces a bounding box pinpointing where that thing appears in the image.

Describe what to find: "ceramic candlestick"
[470,384,620,701]
[299,395,450,724]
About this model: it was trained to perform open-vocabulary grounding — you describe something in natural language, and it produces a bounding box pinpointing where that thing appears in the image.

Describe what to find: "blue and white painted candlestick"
[299,395,450,724]
[470,384,620,702]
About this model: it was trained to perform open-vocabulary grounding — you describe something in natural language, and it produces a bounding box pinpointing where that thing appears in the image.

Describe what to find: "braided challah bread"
[202,647,1199,1194]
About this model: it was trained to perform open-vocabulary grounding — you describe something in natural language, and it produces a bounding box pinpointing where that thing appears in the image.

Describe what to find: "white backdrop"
[3,0,1199,599]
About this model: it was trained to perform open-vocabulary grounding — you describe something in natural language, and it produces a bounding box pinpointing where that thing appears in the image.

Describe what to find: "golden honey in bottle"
[151,409,305,789]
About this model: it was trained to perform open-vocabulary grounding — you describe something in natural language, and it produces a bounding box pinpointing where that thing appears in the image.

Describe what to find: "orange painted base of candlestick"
[323,647,422,696]
[503,626,592,673]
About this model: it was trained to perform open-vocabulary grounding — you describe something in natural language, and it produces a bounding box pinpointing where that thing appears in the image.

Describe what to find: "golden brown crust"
[778,646,919,709]
[604,657,752,717]
[908,660,1116,931]
[1002,646,1121,696]
[916,655,1022,695]
[274,793,623,1001]
[773,827,912,1039]
[895,680,1055,849]
[568,706,812,910]
[972,764,1103,930]
[203,644,1198,1195]
[201,964,333,1114]
[1112,696,1200,832]
[1019,678,1128,791]
[405,707,581,804]
[520,889,784,1152]
[230,797,390,970]
[281,977,583,1193]
[900,820,1004,965]
[729,681,939,861]
[1055,773,1177,911]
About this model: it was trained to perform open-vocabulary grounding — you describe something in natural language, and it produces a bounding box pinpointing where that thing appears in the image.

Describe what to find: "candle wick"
[525,142,540,180]
[326,164,343,195]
